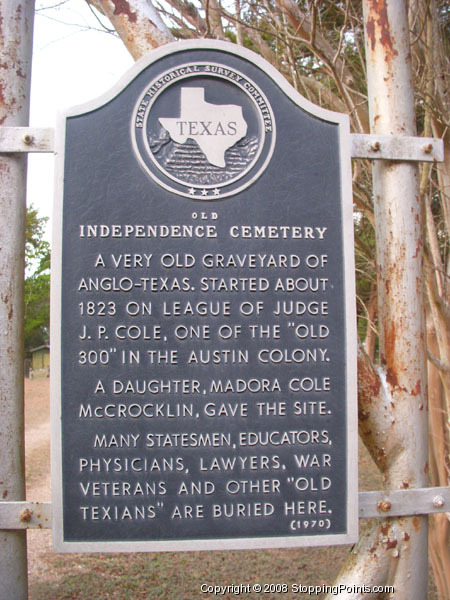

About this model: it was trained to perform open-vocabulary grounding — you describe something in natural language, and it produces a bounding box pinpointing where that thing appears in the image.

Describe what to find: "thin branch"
[35,11,116,35]
[309,1,316,45]
[204,0,211,36]
[410,0,432,46]
[84,0,116,34]
[333,0,350,66]
[163,0,207,36]
[35,0,71,10]
[427,350,450,374]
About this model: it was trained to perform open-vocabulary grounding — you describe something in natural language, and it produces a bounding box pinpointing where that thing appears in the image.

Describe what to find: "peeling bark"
[88,0,174,58]
[415,4,450,596]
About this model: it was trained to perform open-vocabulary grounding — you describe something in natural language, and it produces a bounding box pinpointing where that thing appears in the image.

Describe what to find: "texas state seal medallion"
[131,63,275,199]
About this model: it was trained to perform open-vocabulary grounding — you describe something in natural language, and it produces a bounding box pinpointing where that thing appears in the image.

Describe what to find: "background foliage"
[25,205,50,351]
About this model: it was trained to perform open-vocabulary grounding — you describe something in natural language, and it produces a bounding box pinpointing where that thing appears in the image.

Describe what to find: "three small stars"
[187,187,221,197]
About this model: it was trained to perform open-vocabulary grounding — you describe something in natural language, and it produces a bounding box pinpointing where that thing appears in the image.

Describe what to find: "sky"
[28,0,134,239]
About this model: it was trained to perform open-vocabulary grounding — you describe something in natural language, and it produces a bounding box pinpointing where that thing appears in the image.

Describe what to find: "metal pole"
[0,1,35,599]
[363,0,428,597]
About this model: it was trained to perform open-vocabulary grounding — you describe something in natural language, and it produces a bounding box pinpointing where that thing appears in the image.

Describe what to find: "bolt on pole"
[0,1,35,599]
[363,0,428,597]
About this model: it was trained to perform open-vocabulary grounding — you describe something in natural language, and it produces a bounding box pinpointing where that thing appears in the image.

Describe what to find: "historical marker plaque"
[51,40,357,552]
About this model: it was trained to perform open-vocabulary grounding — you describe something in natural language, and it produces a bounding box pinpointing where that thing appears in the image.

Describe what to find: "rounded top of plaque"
[63,40,349,201]
[131,61,276,199]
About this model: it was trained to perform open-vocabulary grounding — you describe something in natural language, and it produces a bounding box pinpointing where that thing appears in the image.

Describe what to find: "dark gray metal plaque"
[51,40,357,552]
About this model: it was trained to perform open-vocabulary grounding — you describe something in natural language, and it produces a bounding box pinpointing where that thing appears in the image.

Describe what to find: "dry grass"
[24,379,437,599]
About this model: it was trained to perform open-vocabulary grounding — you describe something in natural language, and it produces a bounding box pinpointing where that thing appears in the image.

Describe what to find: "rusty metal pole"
[363,0,428,597]
[0,1,35,599]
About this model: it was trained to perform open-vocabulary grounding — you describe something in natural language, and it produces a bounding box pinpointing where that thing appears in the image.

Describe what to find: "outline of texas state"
[159,88,248,168]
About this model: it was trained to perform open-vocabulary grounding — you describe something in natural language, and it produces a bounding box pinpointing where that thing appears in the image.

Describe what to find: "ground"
[24,378,437,599]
